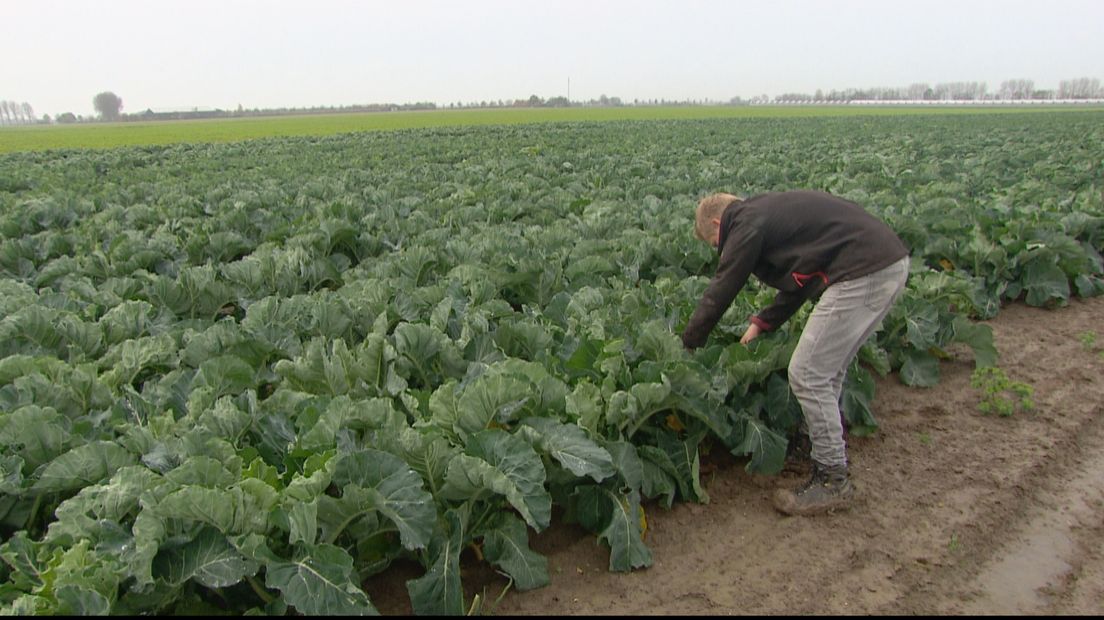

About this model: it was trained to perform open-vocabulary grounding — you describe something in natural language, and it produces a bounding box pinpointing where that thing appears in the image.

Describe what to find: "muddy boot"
[772,461,854,516]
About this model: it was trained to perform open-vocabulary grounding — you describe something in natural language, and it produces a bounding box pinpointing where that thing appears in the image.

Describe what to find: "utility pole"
[568,77,571,104]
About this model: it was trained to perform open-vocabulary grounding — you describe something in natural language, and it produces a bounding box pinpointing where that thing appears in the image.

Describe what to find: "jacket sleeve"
[681,224,763,349]
[752,287,818,332]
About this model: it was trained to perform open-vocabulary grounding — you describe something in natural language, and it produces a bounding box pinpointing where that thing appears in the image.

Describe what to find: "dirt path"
[374,296,1104,615]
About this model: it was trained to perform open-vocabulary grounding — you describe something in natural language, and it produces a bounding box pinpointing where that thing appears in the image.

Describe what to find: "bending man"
[682,190,909,516]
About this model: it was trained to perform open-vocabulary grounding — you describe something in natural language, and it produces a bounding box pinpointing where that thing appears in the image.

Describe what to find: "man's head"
[695,193,742,248]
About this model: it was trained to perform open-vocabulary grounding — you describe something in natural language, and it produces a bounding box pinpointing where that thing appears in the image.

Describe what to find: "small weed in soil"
[970,367,1035,417]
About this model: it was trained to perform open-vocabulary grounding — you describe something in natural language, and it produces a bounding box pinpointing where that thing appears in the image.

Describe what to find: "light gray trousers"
[788,256,909,469]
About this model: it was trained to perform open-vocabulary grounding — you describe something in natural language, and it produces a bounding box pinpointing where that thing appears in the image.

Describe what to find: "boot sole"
[771,488,854,516]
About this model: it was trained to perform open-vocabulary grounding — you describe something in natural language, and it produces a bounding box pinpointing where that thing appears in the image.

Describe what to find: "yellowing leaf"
[664,414,685,433]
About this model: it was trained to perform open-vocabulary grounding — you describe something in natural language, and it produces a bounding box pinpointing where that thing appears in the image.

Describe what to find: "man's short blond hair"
[695,193,742,241]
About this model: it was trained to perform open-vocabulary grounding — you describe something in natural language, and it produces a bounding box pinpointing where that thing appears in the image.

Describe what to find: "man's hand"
[740,323,762,345]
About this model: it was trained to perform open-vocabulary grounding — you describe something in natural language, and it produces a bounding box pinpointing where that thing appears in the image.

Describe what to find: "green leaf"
[274,337,387,397]
[360,333,407,397]
[573,485,652,572]
[191,354,256,397]
[56,585,111,615]
[153,479,277,535]
[731,416,787,474]
[153,527,259,588]
[899,347,941,387]
[327,449,436,550]
[395,322,466,387]
[165,455,238,488]
[564,338,604,381]
[841,363,879,437]
[0,405,69,473]
[442,430,551,531]
[395,427,458,498]
[714,339,795,396]
[264,543,379,616]
[193,396,253,442]
[951,315,999,368]
[0,531,45,590]
[36,539,123,614]
[902,298,942,350]
[0,454,24,496]
[1074,274,1104,297]
[604,440,644,492]
[479,512,549,591]
[565,380,604,436]
[287,499,319,546]
[2,594,49,615]
[494,320,553,361]
[99,333,179,391]
[427,380,463,441]
[32,441,136,493]
[454,374,530,439]
[99,297,156,341]
[282,451,336,503]
[656,429,709,503]
[520,417,616,482]
[765,372,802,432]
[637,446,679,507]
[635,320,685,363]
[297,396,402,452]
[407,510,465,616]
[1022,256,1070,306]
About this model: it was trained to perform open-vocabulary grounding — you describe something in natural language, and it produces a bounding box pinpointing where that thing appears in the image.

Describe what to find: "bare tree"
[999,79,1035,99]
[1059,77,1103,99]
[21,102,35,123]
[93,91,124,121]
[906,83,931,100]
[933,82,988,100]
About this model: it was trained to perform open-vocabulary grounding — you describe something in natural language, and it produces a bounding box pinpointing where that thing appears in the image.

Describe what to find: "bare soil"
[374,296,1104,615]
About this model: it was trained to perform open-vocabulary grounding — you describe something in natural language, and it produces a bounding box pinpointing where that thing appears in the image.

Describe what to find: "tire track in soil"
[917,403,1104,615]
[870,297,1104,615]
[876,399,1104,615]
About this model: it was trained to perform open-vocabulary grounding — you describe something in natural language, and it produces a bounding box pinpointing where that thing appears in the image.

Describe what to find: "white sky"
[3,0,1103,117]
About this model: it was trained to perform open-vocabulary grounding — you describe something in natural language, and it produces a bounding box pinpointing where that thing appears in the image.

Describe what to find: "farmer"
[681,190,910,516]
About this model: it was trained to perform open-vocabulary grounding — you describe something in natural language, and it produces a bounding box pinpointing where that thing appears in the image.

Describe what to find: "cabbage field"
[0,110,1102,615]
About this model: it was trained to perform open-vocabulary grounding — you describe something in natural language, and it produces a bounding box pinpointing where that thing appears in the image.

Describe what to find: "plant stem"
[247,575,275,605]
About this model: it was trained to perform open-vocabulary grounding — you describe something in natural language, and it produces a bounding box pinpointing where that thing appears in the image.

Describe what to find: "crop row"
[0,112,1101,614]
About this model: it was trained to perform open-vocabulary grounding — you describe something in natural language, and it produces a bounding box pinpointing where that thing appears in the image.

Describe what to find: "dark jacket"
[681,190,909,349]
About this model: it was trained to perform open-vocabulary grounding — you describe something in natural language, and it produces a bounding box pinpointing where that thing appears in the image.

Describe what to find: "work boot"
[772,461,854,516]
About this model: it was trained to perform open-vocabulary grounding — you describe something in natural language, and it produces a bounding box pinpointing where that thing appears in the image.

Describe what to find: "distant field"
[1,104,1101,153]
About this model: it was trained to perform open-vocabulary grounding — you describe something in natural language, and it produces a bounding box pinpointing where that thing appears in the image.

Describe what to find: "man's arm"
[681,225,763,349]
[750,288,816,334]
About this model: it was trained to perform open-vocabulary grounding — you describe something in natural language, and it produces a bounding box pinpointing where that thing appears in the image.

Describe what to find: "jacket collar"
[716,198,743,253]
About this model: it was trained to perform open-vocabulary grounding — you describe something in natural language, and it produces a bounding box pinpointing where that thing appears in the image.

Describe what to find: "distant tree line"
[130,100,440,122]
[11,75,1103,126]
[771,77,1104,103]
[0,101,38,125]
[446,94,626,108]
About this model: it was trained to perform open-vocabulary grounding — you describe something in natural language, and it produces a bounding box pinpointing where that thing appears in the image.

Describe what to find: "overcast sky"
[3,0,1103,117]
